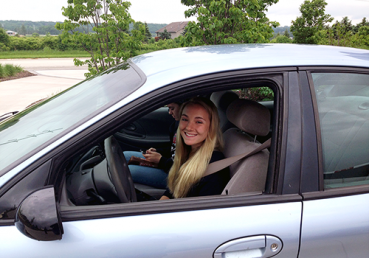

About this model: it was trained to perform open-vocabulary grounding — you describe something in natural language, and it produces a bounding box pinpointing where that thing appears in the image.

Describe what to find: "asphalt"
[0,58,88,115]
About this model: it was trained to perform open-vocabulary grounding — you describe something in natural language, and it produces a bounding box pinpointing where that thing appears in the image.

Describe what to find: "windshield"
[0,63,144,174]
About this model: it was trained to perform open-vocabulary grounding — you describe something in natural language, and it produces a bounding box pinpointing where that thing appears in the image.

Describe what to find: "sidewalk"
[0,58,88,115]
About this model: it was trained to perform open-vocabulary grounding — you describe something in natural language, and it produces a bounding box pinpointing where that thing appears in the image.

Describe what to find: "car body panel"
[300,193,369,258]
[1,202,301,258]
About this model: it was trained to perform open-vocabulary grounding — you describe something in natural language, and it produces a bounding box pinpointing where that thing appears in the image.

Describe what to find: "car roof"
[131,44,369,92]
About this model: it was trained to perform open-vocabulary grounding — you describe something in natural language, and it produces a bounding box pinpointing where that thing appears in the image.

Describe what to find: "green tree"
[283,29,290,38]
[133,21,144,31]
[354,17,369,33]
[0,28,10,45]
[271,34,292,43]
[56,0,144,78]
[19,24,27,36]
[291,0,333,44]
[159,28,172,40]
[144,22,152,42]
[181,0,279,46]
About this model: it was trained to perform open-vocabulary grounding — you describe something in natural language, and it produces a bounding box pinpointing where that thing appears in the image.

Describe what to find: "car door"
[115,107,174,155]
[299,70,369,258]
[1,70,304,258]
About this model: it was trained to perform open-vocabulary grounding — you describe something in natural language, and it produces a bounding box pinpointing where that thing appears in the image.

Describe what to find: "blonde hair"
[167,97,223,198]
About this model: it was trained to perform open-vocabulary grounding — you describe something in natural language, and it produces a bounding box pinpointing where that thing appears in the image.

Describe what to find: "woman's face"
[179,103,210,150]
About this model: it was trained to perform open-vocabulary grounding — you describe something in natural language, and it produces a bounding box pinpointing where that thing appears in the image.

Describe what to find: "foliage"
[56,0,144,78]
[144,22,152,42]
[158,29,172,40]
[18,25,27,36]
[270,34,292,43]
[316,15,369,49]
[0,28,10,46]
[0,64,23,78]
[291,0,333,44]
[180,0,279,46]
[0,49,90,59]
[234,87,274,101]
[32,33,40,37]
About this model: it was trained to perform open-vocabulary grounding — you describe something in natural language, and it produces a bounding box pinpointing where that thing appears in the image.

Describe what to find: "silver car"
[1,44,369,257]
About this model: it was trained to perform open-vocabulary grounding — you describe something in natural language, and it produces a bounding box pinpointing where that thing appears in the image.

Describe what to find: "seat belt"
[203,138,271,177]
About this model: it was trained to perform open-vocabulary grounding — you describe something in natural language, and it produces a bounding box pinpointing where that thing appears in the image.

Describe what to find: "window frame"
[304,67,369,199]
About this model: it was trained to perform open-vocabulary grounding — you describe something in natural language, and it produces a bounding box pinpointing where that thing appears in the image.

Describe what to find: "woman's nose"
[186,121,194,130]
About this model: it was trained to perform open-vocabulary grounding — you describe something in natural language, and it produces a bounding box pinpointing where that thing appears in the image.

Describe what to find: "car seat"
[210,90,239,132]
[221,99,271,195]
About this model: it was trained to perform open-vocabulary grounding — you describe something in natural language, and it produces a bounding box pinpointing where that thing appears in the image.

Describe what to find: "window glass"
[312,73,369,189]
[0,63,143,173]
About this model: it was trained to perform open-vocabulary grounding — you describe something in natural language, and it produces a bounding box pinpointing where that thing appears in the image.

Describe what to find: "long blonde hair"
[167,97,223,198]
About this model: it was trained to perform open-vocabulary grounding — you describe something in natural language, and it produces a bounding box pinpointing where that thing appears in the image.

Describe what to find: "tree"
[159,29,172,40]
[290,0,333,44]
[18,24,27,36]
[144,22,152,42]
[283,29,290,38]
[354,17,369,33]
[180,0,279,46]
[0,28,10,45]
[56,0,144,78]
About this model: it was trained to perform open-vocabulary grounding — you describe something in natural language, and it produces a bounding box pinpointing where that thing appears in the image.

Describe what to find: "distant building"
[6,30,17,36]
[156,22,189,39]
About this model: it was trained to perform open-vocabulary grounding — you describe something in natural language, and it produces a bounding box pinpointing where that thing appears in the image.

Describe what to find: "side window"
[312,73,369,189]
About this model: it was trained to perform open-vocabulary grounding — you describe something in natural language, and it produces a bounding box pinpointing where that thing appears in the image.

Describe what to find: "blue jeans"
[124,151,168,189]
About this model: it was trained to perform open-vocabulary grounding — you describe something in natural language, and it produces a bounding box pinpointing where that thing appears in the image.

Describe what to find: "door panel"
[1,201,302,258]
[115,107,174,155]
[300,193,369,258]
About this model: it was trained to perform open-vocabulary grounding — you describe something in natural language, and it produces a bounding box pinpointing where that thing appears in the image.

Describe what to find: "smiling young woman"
[160,97,230,199]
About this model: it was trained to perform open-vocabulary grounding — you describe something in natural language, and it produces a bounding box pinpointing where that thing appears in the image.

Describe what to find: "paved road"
[0,58,88,115]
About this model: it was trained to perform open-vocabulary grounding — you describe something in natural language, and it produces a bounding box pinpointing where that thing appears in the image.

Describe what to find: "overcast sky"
[1,0,368,26]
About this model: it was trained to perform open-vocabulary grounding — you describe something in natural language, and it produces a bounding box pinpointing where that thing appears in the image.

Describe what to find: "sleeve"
[157,156,173,173]
[163,187,174,199]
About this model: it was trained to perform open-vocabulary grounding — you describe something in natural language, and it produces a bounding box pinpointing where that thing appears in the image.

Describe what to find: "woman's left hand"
[143,149,162,164]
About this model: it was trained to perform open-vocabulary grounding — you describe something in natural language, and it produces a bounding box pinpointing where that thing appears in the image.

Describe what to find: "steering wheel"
[104,136,137,203]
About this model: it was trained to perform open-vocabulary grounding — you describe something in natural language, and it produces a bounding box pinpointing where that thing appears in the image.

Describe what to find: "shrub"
[0,64,23,78]
[0,28,10,45]
[235,87,274,101]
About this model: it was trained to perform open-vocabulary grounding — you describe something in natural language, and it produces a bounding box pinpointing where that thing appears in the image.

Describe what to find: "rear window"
[312,72,369,189]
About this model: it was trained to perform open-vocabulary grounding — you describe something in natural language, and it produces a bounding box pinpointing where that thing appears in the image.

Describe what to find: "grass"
[0,64,23,78]
[0,49,91,59]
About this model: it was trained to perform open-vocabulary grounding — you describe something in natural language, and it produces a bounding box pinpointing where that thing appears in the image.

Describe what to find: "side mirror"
[15,186,64,241]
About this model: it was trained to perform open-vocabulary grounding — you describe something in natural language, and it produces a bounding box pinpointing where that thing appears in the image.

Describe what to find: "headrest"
[226,99,270,136]
[210,91,239,112]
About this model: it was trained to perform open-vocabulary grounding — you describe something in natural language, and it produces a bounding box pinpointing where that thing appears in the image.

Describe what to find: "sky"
[1,0,368,27]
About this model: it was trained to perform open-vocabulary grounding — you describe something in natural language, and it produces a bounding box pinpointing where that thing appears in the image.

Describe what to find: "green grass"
[0,49,91,59]
[0,64,23,78]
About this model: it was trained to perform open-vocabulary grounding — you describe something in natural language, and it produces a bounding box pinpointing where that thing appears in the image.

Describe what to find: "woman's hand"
[142,148,162,164]
[160,196,170,200]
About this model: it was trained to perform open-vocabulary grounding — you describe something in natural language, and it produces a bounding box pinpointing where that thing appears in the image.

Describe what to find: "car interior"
[60,86,277,206]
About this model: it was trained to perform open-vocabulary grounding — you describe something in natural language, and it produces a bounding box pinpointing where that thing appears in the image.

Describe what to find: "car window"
[62,85,277,207]
[312,73,369,189]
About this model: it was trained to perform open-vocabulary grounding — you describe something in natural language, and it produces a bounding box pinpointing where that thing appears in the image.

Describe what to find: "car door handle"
[214,235,283,258]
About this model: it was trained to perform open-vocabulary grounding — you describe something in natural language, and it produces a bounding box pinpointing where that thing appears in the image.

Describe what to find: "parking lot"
[0,58,87,115]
